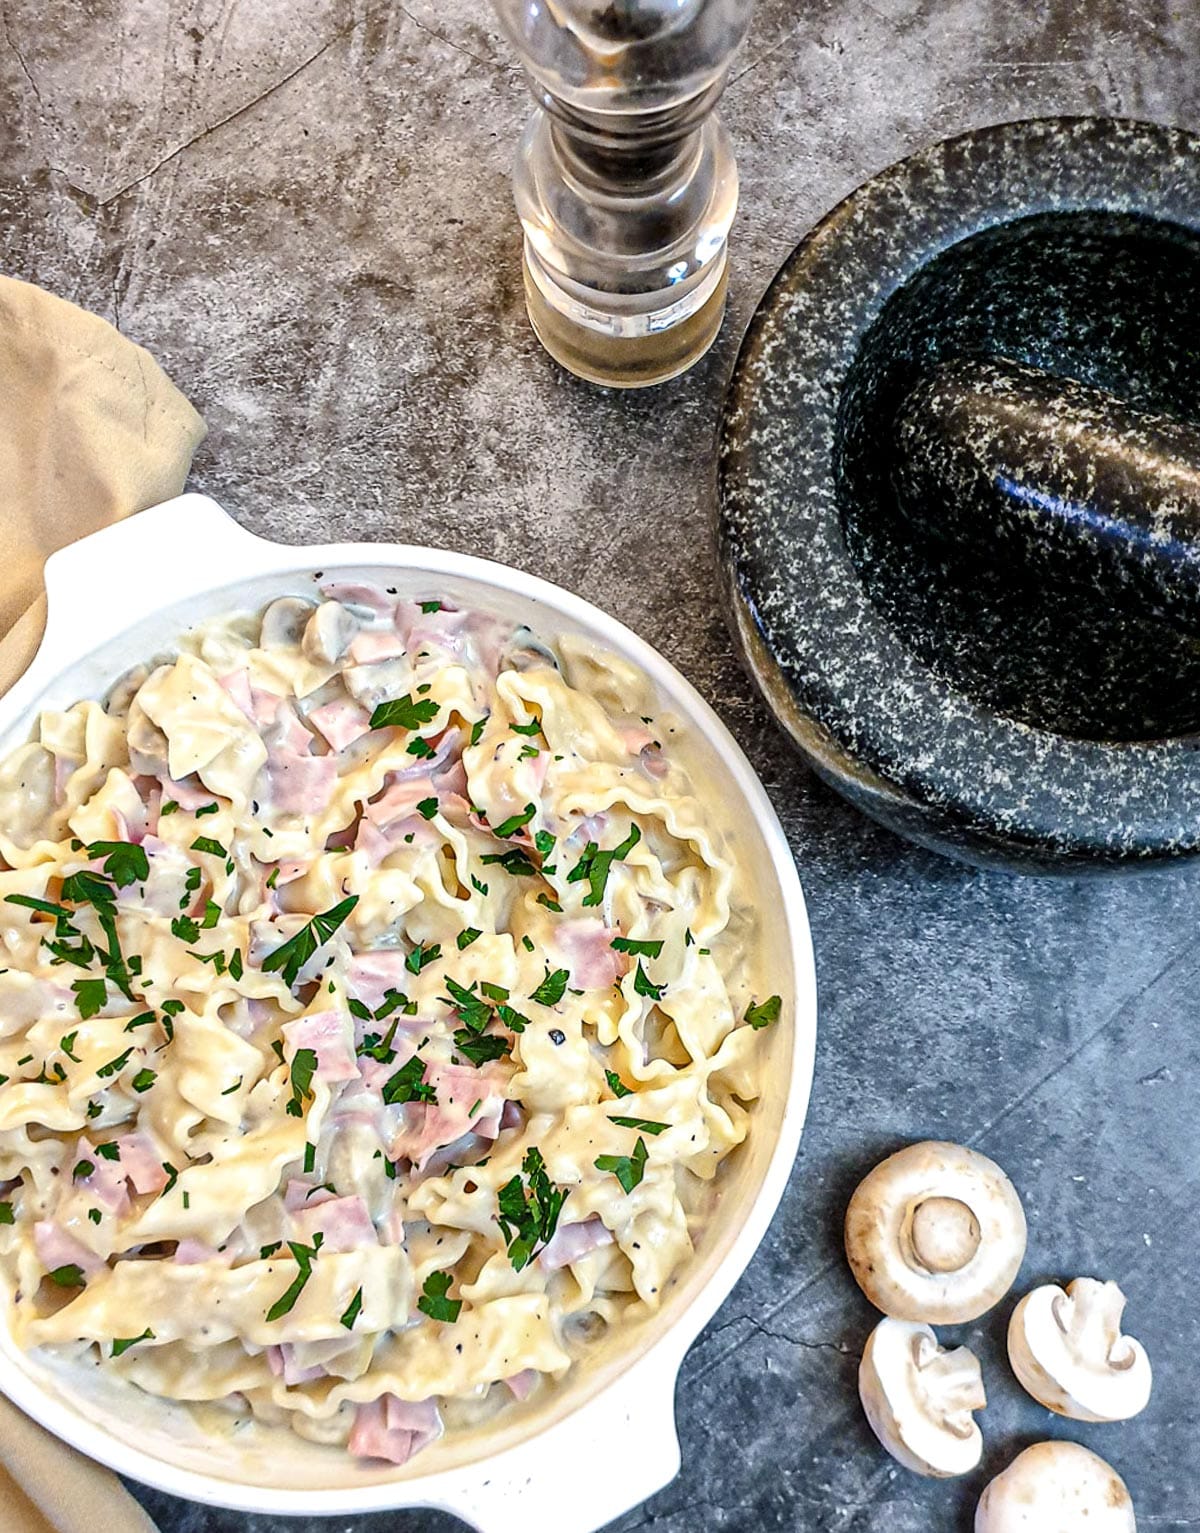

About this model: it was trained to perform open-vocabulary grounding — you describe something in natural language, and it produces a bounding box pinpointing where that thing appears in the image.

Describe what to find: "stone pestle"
[892,356,1200,634]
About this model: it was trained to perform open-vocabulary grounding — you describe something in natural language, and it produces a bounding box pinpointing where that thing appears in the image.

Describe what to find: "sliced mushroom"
[858,1317,985,1477]
[1008,1278,1151,1422]
[259,596,315,650]
[975,1442,1136,1532]
[302,601,359,666]
[845,1141,1026,1324]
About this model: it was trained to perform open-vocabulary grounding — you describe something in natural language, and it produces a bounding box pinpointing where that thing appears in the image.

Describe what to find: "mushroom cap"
[260,596,316,650]
[1008,1278,1152,1422]
[975,1442,1136,1532]
[845,1141,1026,1324]
[302,600,359,666]
[858,1317,985,1477]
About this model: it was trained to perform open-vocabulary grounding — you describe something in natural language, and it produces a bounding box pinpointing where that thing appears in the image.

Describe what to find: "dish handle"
[439,1338,687,1533]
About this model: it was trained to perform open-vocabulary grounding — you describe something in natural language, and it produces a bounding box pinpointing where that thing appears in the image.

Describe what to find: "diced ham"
[282,1011,358,1082]
[267,700,315,757]
[389,1061,507,1170]
[283,1179,337,1213]
[174,1239,230,1265]
[117,1133,169,1195]
[538,1216,614,1272]
[395,602,470,659]
[309,699,372,753]
[158,775,216,811]
[349,1395,441,1466]
[639,744,669,780]
[433,757,467,799]
[550,918,626,990]
[34,1221,104,1277]
[346,952,412,1013]
[365,776,436,831]
[218,669,256,718]
[320,582,398,619]
[349,630,408,665]
[504,1370,537,1401]
[291,1193,377,1252]
[261,752,337,817]
[75,1151,131,1216]
[353,818,394,868]
[265,1343,324,1385]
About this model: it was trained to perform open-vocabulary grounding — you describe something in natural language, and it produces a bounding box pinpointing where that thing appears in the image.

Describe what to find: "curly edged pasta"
[0,585,782,1464]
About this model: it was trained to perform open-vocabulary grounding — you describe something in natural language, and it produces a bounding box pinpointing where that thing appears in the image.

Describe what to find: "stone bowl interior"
[836,208,1200,743]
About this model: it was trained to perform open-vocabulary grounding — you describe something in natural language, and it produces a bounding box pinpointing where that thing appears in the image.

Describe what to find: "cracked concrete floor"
[4,0,1200,1530]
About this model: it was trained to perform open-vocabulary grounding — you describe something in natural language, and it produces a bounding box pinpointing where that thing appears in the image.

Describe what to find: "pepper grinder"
[491,0,755,388]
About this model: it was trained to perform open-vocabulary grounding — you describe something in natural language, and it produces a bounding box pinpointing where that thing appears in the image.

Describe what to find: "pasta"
[0,586,781,1464]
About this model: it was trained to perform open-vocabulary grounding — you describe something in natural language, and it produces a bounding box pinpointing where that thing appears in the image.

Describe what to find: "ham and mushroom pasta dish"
[0,585,781,1465]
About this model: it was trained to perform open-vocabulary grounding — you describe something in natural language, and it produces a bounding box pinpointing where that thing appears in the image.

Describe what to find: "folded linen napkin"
[0,273,207,1529]
[0,273,206,691]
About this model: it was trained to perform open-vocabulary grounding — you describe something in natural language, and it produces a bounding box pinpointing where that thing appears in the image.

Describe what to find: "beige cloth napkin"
[0,274,206,691]
[0,274,206,1528]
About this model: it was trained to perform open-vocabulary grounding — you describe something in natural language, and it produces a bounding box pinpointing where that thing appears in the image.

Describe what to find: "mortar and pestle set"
[719,116,1200,871]
[493,0,1200,870]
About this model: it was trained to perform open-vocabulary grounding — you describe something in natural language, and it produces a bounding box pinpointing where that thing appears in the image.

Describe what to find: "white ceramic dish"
[0,495,817,1532]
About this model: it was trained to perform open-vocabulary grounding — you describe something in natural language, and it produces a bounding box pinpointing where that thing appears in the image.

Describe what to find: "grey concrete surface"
[3,1,1200,1529]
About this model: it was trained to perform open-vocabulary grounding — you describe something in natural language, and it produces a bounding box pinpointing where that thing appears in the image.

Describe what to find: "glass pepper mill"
[491,0,756,388]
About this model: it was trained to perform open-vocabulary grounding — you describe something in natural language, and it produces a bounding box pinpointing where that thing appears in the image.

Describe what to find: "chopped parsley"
[611,936,663,958]
[496,1147,568,1271]
[417,1270,461,1323]
[405,942,441,975]
[419,600,442,614]
[456,927,482,951]
[171,914,200,943]
[131,1069,157,1093]
[609,1115,668,1136]
[468,716,487,746]
[194,802,219,818]
[72,1159,94,1180]
[95,1141,120,1161]
[534,829,556,859]
[745,995,782,1030]
[369,694,440,731]
[479,848,537,877]
[595,1135,649,1194]
[453,1029,509,1066]
[605,1069,632,1098]
[124,1010,157,1033]
[201,900,221,928]
[633,962,665,1001]
[262,896,359,988]
[286,1048,318,1117]
[71,978,107,1020]
[509,718,541,737]
[531,968,569,1007]
[0,1203,13,1225]
[339,1287,364,1330]
[264,1234,324,1322]
[111,1328,154,1356]
[497,1003,530,1033]
[417,796,439,820]
[381,1055,437,1105]
[348,997,373,1022]
[491,803,536,839]
[48,1264,86,1288]
[303,1143,316,1174]
[567,823,641,907]
[95,1047,133,1079]
[444,977,491,1032]
[470,874,489,897]
[190,836,227,859]
[59,1031,80,1062]
[406,736,436,759]
[536,893,563,913]
[85,840,149,889]
[220,1077,242,1095]
[160,800,179,816]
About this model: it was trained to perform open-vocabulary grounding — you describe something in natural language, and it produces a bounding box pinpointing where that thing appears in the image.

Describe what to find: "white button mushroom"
[1007,1278,1151,1422]
[975,1441,1136,1532]
[858,1317,985,1477]
[845,1141,1027,1324]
